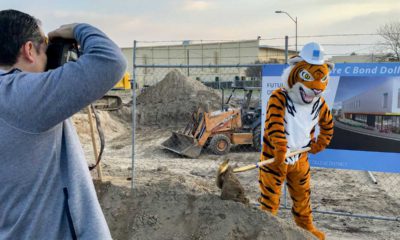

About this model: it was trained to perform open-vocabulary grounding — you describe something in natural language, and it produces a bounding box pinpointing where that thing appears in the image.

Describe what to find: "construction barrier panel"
[263,63,400,221]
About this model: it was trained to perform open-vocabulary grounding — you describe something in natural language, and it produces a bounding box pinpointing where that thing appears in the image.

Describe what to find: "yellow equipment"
[161,87,262,158]
[94,72,131,111]
[113,72,131,90]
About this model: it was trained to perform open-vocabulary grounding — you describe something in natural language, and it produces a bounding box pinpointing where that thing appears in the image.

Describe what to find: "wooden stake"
[87,106,103,181]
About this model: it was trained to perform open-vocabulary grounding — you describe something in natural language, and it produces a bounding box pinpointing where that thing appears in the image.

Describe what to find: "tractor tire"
[253,126,261,152]
[208,134,231,155]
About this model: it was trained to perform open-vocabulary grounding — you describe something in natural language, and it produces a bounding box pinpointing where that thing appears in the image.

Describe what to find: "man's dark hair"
[0,9,44,66]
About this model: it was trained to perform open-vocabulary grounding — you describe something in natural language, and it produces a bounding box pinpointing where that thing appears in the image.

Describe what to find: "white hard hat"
[299,42,325,65]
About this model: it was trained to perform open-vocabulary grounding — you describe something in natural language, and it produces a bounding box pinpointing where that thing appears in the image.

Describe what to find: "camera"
[45,38,79,70]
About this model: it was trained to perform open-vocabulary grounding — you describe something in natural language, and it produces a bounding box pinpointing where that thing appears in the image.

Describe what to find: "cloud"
[182,1,211,11]
[6,0,399,52]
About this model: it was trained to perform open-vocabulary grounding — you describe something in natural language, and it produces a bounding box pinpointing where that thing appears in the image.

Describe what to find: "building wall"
[342,78,399,114]
[132,40,260,65]
[121,48,133,76]
[121,40,290,88]
[391,79,400,113]
[258,48,296,63]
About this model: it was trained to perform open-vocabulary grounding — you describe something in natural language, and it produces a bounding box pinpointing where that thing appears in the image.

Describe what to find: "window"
[383,93,388,108]
[143,54,148,74]
[213,51,219,73]
[398,89,400,108]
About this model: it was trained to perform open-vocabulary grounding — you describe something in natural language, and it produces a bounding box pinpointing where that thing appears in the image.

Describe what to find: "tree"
[377,21,400,61]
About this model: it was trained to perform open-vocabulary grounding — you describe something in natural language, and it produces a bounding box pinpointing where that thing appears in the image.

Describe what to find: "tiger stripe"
[259,60,333,239]
[316,100,334,148]
[261,89,287,162]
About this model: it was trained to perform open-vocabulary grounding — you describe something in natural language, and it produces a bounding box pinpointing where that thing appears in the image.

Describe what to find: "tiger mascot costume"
[259,42,334,240]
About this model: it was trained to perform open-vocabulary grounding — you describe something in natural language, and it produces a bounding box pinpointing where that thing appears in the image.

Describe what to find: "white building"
[121,39,296,88]
[343,78,400,114]
[342,78,400,129]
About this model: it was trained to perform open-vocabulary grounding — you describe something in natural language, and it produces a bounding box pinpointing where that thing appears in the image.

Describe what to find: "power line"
[135,33,400,43]
[295,33,381,38]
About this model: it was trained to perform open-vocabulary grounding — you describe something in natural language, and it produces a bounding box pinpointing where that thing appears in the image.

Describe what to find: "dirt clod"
[218,166,249,204]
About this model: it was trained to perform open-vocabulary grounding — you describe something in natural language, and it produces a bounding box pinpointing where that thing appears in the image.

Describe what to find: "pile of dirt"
[72,109,129,141]
[95,180,314,240]
[136,70,222,127]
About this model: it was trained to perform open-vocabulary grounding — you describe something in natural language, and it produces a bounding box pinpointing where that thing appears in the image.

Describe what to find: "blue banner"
[262,62,400,173]
[309,149,400,173]
[263,62,400,77]
[331,63,400,77]
[262,64,286,76]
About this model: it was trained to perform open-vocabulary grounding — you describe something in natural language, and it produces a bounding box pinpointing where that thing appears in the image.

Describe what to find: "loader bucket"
[161,132,203,158]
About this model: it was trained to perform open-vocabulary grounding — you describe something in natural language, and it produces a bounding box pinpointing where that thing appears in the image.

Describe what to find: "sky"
[1,0,399,56]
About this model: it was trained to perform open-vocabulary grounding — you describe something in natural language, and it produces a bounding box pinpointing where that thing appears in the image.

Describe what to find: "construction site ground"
[72,71,400,240]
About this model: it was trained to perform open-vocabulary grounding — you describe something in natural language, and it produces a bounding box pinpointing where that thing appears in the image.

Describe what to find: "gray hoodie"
[0,23,127,239]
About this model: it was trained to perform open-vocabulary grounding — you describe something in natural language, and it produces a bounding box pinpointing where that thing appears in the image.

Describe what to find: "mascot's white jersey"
[283,90,323,151]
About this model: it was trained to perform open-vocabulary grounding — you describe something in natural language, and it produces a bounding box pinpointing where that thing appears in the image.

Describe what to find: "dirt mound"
[109,104,133,124]
[136,70,222,127]
[72,110,129,141]
[95,180,314,240]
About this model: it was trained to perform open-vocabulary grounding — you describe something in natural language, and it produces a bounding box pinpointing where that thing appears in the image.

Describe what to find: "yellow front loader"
[161,107,260,158]
[161,86,262,158]
[94,72,131,111]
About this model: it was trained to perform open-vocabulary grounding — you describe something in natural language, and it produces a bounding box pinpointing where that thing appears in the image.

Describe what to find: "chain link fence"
[129,39,400,228]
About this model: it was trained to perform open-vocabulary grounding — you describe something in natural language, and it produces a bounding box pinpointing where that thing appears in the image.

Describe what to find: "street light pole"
[275,10,298,52]
[295,16,297,52]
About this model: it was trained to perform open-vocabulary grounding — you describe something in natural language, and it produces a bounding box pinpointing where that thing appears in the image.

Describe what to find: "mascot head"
[282,42,334,105]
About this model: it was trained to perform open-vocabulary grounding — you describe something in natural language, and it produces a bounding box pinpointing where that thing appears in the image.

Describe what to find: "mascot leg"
[286,155,325,240]
[258,164,287,215]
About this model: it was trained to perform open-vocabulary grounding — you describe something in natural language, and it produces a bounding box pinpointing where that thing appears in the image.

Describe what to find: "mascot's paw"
[310,140,325,154]
[271,150,286,167]
[309,227,325,240]
[297,222,325,240]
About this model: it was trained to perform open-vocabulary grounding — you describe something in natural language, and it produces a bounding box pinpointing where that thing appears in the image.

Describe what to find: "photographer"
[0,9,126,239]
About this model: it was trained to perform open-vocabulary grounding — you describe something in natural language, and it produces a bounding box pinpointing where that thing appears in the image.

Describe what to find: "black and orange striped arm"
[316,98,334,148]
[261,89,287,160]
